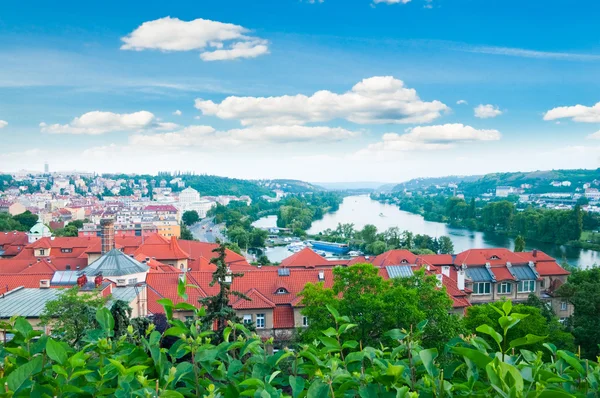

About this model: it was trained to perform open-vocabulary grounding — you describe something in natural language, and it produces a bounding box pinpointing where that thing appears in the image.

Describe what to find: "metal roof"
[277,268,290,276]
[511,266,537,281]
[80,249,149,277]
[466,267,494,282]
[110,286,140,303]
[51,271,79,286]
[385,265,414,279]
[0,287,62,318]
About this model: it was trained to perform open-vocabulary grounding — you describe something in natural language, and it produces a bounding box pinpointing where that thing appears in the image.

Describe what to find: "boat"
[307,240,350,254]
[348,251,363,257]
[379,213,385,217]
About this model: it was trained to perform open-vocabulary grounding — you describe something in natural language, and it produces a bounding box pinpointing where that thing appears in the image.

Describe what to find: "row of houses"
[0,221,573,341]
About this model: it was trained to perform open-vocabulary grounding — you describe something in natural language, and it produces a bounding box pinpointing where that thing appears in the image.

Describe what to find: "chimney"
[457,270,465,291]
[100,219,115,254]
[441,266,450,277]
[532,249,537,258]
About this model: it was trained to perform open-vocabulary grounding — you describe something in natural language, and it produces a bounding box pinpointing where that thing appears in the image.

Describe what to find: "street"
[189,217,227,243]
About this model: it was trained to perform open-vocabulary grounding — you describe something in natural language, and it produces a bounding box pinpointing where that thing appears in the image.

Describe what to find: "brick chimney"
[100,219,115,254]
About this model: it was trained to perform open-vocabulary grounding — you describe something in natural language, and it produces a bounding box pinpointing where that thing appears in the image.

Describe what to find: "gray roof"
[466,267,494,282]
[0,288,62,318]
[386,265,414,278]
[511,266,537,281]
[80,249,149,277]
[0,286,142,318]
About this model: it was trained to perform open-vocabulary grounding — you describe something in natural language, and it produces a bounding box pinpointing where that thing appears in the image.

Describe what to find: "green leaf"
[385,329,407,341]
[509,334,547,349]
[307,379,329,398]
[173,302,196,311]
[476,324,503,346]
[451,347,492,369]
[268,370,281,384]
[326,304,340,319]
[322,327,337,337]
[96,307,115,333]
[14,317,33,338]
[502,300,512,316]
[557,350,585,376]
[239,378,265,389]
[319,336,340,350]
[159,391,185,398]
[289,376,305,398]
[419,348,438,377]
[339,323,357,334]
[46,338,68,365]
[6,355,43,392]
[163,327,188,337]
[359,385,378,398]
[177,275,188,301]
[108,358,127,375]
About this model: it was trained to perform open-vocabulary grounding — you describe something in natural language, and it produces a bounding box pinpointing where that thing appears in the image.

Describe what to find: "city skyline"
[1,0,600,181]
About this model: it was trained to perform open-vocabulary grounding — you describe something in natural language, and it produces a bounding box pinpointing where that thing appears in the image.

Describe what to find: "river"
[254,195,600,267]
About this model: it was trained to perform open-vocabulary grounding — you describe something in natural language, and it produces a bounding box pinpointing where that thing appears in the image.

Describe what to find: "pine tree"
[514,235,526,252]
[199,242,249,337]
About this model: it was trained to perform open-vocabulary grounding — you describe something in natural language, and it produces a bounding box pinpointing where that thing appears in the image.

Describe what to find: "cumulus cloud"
[0,120,7,129]
[360,123,501,153]
[543,102,600,123]
[588,130,600,140]
[474,104,503,119]
[173,110,182,116]
[130,124,359,148]
[121,17,269,61]
[40,111,177,135]
[195,76,448,126]
[456,100,468,105]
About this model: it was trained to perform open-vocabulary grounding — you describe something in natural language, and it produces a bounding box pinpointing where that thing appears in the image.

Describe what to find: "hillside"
[258,179,325,193]
[393,169,600,195]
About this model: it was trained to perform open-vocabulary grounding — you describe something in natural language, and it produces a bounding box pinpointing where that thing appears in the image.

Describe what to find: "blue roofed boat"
[307,240,350,254]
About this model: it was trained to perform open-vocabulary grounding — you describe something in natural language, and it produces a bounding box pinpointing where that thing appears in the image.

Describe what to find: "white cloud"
[120,17,269,61]
[130,124,359,148]
[195,76,448,126]
[464,45,600,61]
[474,104,503,119]
[543,102,600,123]
[40,111,176,135]
[0,120,7,129]
[456,100,468,105]
[373,0,411,4]
[360,123,501,154]
[173,110,182,116]
[588,130,600,140]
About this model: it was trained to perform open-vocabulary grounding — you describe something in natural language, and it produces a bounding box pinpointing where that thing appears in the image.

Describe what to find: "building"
[495,186,516,197]
[27,220,52,243]
[585,188,600,201]
[0,200,27,216]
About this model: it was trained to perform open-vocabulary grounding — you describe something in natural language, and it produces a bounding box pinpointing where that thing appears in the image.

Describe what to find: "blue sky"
[1,0,599,182]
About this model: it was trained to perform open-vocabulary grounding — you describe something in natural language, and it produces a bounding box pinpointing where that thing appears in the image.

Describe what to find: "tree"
[110,300,132,338]
[366,240,387,255]
[558,267,600,359]
[40,287,107,346]
[199,243,249,337]
[54,224,79,237]
[180,223,195,240]
[514,235,525,252]
[360,224,378,245]
[249,228,268,248]
[12,211,38,230]
[438,236,454,254]
[300,263,462,349]
[182,210,200,226]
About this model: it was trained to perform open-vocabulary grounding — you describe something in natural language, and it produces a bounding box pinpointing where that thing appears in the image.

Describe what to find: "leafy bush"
[1,282,599,396]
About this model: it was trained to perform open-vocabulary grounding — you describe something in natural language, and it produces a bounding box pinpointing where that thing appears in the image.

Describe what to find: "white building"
[495,186,515,197]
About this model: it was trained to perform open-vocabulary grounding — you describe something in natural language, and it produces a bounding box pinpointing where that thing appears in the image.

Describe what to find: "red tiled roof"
[280,248,331,268]
[273,306,295,328]
[420,254,453,265]
[490,266,515,281]
[0,273,54,291]
[144,205,178,212]
[453,248,526,266]
[371,250,417,267]
[233,288,275,309]
[0,231,28,247]
[536,261,570,276]
[19,259,58,274]
[177,240,252,269]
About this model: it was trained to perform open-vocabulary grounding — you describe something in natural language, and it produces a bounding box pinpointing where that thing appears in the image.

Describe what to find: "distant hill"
[393,175,482,191]
[392,168,600,195]
[313,181,392,191]
[259,179,325,194]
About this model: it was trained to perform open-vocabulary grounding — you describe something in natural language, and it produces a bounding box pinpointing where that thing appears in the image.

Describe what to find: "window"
[559,317,567,324]
[518,280,535,293]
[39,249,45,256]
[473,282,491,295]
[128,278,138,285]
[302,316,309,327]
[490,255,500,260]
[540,278,545,288]
[276,288,288,294]
[243,314,252,325]
[61,248,72,253]
[561,301,568,311]
[256,313,265,329]
[497,282,512,294]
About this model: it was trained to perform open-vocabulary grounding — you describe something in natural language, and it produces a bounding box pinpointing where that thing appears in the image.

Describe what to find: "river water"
[254,195,599,267]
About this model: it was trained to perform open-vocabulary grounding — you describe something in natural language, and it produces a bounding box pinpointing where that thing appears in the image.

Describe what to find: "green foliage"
[0,213,31,232]
[53,224,79,237]
[2,297,598,397]
[11,211,38,230]
[39,287,107,347]
[301,264,463,351]
[181,210,200,226]
[558,267,600,359]
[514,234,526,252]
[179,223,195,241]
